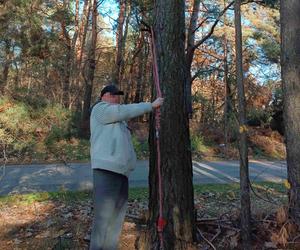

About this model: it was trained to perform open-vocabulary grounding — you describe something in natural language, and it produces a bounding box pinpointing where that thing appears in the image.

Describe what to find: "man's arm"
[93,102,152,124]
[93,98,164,124]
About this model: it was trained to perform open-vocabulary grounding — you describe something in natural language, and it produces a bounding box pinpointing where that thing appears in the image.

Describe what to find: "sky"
[99,0,119,34]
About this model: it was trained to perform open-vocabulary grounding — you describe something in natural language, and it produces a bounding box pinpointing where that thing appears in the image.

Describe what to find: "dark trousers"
[89,169,128,250]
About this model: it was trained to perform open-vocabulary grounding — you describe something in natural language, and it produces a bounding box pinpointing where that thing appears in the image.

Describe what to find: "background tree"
[80,0,99,137]
[234,0,251,248]
[280,0,300,225]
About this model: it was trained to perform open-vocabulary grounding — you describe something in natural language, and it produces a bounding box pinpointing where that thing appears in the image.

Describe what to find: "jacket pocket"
[110,138,116,156]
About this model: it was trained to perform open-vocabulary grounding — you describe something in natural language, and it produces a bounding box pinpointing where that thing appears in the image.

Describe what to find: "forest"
[0,0,300,249]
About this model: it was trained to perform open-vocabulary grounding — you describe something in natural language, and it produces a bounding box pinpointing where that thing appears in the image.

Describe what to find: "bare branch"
[193,1,234,50]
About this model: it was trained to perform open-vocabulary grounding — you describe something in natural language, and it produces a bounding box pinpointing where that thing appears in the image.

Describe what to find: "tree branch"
[192,1,234,50]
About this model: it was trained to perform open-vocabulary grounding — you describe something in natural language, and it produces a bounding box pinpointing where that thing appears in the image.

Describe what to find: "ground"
[1,183,299,250]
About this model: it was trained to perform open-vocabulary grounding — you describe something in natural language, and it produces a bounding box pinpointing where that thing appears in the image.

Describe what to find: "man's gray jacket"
[90,101,152,177]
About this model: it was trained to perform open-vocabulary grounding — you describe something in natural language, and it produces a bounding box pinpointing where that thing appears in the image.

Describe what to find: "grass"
[0,189,91,206]
[0,182,287,206]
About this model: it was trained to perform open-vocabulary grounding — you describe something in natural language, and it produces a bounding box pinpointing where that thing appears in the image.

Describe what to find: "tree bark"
[60,0,72,108]
[80,0,98,137]
[223,0,231,157]
[76,0,91,65]
[281,0,300,225]
[138,1,196,249]
[113,0,126,86]
[1,39,12,94]
[134,37,147,103]
[234,0,252,249]
[185,0,201,115]
[71,0,91,110]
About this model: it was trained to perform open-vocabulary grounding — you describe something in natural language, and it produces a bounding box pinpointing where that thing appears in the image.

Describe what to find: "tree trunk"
[185,0,234,117]
[59,0,72,108]
[68,0,80,109]
[80,0,98,137]
[113,0,126,86]
[1,39,12,94]
[134,38,146,103]
[185,0,201,116]
[234,0,251,249]
[138,1,196,249]
[76,0,90,66]
[281,0,300,225]
[124,33,143,104]
[63,45,72,108]
[118,0,131,88]
[223,0,231,158]
[72,0,91,110]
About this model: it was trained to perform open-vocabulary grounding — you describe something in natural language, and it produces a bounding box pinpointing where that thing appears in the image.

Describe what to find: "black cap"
[100,84,124,98]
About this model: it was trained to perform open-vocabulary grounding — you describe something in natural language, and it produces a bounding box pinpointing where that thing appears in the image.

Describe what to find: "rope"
[150,27,166,249]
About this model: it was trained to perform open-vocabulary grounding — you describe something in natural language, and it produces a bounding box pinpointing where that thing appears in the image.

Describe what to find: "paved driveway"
[0,160,287,195]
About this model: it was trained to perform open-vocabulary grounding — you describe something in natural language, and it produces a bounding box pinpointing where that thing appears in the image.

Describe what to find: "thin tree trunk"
[60,0,72,108]
[113,0,126,86]
[118,0,131,88]
[80,0,98,137]
[1,39,12,94]
[185,0,201,115]
[63,46,71,108]
[72,0,80,47]
[234,0,251,249]
[13,58,19,88]
[223,44,231,157]
[223,0,231,157]
[185,0,234,116]
[124,33,143,104]
[281,0,300,225]
[72,0,91,110]
[68,0,80,109]
[134,38,146,103]
[77,0,91,65]
[138,1,196,249]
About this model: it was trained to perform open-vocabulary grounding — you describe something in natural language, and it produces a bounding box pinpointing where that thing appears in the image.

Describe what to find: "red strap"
[150,27,165,249]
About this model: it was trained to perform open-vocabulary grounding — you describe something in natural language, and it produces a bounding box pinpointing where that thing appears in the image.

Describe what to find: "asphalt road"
[0,160,287,195]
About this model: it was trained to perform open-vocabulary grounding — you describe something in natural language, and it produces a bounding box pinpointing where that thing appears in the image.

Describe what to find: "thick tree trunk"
[281,0,300,225]
[234,0,252,249]
[80,0,98,137]
[138,1,196,249]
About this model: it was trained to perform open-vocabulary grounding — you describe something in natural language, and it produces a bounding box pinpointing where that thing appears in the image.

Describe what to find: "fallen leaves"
[0,193,300,250]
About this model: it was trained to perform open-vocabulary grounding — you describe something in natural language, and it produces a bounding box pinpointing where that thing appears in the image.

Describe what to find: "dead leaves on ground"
[1,198,300,249]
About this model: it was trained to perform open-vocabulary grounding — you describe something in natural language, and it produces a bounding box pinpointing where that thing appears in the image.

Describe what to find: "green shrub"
[191,134,209,153]
[0,98,83,162]
[0,98,36,156]
[132,135,149,159]
[247,107,272,127]
[45,125,69,146]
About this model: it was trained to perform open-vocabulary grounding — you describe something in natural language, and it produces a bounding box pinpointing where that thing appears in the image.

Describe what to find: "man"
[89,84,164,250]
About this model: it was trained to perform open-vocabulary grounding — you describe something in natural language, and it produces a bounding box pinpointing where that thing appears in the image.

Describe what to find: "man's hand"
[152,97,164,109]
